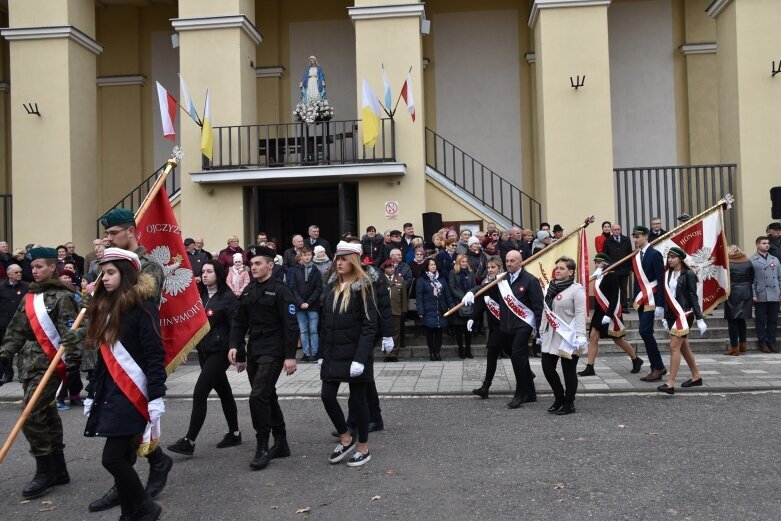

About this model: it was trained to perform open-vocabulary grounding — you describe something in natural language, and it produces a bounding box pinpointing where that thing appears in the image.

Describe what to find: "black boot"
[133,498,163,521]
[250,435,270,470]
[0,366,12,384]
[458,344,465,359]
[89,485,120,512]
[578,364,596,377]
[472,385,489,399]
[22,455,56,499]
[144,447,173,498]
[51,451,70,485]
[465,341,474,359]
[268,432,290,460]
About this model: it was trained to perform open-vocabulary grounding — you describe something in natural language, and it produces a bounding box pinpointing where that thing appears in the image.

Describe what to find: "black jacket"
[592,270,620,321]
[319,280,378,383]
[187,249,211,278]
[198,288,239,356]
[365,266,394,337]
[0,280,29,334]
[471,276,501,326]
[602,234,633,275]
[664,269,703,324]
[448,270,477,325]
[85,299,167,438]
[287,264,323,312]
[487,269,544,334]
[230,277,299,362]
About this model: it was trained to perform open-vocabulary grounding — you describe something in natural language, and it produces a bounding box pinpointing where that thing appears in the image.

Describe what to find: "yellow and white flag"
[361,78,382,148]
[524,233,581,287]
[200,89,213,160]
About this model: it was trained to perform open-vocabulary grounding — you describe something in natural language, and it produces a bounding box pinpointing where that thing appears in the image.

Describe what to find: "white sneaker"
[346,450,371,467]
[328,438,356,464]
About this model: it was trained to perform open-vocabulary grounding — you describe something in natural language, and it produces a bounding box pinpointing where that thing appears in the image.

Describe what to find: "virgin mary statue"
[298,56,326,103]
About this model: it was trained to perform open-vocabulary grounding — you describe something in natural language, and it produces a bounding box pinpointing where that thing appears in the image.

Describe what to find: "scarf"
[427,271,442,296]
[545,276,575,308]
[459,269,469,290]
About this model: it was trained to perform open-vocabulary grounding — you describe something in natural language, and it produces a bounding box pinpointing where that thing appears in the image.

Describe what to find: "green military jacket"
[136,245,164,306]
[0,277,85,380]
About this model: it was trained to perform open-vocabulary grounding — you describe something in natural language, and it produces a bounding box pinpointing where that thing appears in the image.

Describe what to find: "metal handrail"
[204,118,396,170]
[95,163,179,237]
[425,128,542,230]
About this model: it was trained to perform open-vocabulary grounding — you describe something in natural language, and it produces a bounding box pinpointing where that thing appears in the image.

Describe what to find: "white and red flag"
[400,71,416,122]
[652,205,730,315]
[136,186,209,373]
[155,81,177,142]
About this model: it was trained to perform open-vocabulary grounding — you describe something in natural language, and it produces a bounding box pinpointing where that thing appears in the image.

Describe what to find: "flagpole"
[593,195,734,281]
[0,309,87,464]
[178,103,202,127]
[444,216,595,317]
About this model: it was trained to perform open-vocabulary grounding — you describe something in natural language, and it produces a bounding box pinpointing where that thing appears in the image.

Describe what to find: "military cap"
[28,247,58,261]
[631,225,650,236]
[593,253,611,264]
[667,246,687,259]
[100,208,135,228]
[677,213,692,223]
[246,246,274,261]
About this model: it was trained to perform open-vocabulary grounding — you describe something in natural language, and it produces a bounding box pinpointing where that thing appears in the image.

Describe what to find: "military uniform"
[0,248,85,498]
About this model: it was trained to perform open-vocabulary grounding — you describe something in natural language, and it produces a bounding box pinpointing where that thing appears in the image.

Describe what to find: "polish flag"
[400,71,416,122]
[155,81,177,142]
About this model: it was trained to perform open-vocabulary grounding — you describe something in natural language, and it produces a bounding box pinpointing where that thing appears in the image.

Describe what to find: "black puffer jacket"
[197,288,239,356]
[85,276,166,438]
[319,279,378,383]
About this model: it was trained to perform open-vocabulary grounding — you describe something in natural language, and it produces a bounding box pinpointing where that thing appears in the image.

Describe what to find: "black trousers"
[102,434,145,514]
[755,302,780,345]
[321,381,369,443]
[481,327,502,388]
[246,357,285,441]
[424,326,443,355]
[497,327,536,398]
[727,318,747,345]
[347,378,382,427]
[453,324,472,349]
[541,353,579,401]
[185,351,239,441]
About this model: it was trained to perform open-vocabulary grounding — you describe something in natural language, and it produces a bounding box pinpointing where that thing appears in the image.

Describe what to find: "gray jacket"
[751,253,781,302]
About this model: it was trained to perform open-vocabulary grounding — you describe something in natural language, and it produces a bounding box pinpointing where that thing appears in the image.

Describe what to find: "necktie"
[305,266,311,281]
[510,272,517,285]
[640,250,645,261]
[615,236,620,243]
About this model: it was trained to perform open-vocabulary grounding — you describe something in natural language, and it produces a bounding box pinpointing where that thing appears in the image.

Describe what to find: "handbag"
[458,304,473,318]
[408,298,417,312]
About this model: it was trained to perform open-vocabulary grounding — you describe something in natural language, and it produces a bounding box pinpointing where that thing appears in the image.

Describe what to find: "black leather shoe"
[578,364,596,377]
[547,399,564,414]
[657,384,675,395]
[555,401,576,415]
[89,485,120,512]
[368,420,384,433]
[631,357,644,374]
[681,378,703,388]
[472,386,489,399]
[145,449,173,498]
[507,397,523,409]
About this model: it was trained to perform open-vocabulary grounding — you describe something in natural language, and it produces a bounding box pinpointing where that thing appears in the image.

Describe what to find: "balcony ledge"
[191,162,406,184]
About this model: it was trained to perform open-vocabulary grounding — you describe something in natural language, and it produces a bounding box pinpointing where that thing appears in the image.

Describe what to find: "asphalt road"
[1,392,779,520]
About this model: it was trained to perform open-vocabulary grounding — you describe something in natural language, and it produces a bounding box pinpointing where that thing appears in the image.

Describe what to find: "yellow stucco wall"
[425,179,489,225]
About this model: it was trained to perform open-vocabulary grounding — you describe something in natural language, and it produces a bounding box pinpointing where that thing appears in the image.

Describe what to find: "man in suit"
[463,250,543,409]
[602,224,633,312]
[0,264,29,383]
[631,225,667,381]
[64,242,85,277]
[306,225,331,256]
[648,217,666,241]
[400,222,421,258]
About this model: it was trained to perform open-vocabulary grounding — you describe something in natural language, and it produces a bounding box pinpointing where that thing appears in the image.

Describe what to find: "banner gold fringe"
[165,321,211,375]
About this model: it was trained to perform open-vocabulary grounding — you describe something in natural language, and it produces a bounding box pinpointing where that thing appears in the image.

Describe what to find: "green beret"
[667,246,687,259]
[593,253,611,264]
[28,247,58,261]
[100,207,135,228]
[631,225,650,236]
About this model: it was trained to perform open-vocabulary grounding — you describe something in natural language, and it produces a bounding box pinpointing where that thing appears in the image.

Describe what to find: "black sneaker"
[346,450,371,467]
[167,438,195,456]
[216,432,242,448]
[329,438,356,464]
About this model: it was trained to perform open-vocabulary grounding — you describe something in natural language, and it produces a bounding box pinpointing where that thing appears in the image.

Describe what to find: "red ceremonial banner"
[136,186,210,373]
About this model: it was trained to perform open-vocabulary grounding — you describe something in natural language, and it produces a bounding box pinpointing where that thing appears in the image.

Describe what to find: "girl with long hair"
[83,248,166,521]
[320,242,378,467]
[168,260,243,456]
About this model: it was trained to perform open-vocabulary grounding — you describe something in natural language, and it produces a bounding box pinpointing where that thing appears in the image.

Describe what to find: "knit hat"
[313,245,328,260]
[380,259,394,270]
[59,268,75,279]
[467,236,480,247]
[99,247,141,271]
[536,230,550,241]
[233,252,243,262]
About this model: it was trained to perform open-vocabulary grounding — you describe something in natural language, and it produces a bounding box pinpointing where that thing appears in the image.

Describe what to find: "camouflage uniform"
[0,278,85,457]
[135,245,164,306]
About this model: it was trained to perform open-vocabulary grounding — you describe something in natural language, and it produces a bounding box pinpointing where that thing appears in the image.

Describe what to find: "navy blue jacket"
[287,264,323,312]
[416,274,453,328]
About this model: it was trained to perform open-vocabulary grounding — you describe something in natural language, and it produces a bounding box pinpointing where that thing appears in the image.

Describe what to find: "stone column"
[709,0,781,245]
[173,0,260,246]
[530,0,614,229]
[2,0,101,247]
[349,0,426,233]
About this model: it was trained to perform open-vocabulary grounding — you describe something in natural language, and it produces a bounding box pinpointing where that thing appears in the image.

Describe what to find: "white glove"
[574,335,587,348]
[83,398,94,417]
[601,315,611,325]
[148,398,165,424]
[654,306,664,319]
[535,335,543,346]
[697,319,707,335]
[381,337,394,352]
[461,292,475,306]
[662,319,669,333]
[593,267,603,280]
[349,361,364,377]
[466,319,474,332]
[317,358,323,368]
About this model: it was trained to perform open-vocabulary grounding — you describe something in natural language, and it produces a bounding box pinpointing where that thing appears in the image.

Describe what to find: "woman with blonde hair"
[448,254,476,359]
[319,241,378,467]
[723,244,754,356]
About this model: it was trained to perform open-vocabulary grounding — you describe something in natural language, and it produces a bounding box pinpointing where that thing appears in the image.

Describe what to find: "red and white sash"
[662,270,691,337]
[594,276,626,337]
[497,279,536,329]
[484,295,501,320]
[24,293,67,382]
[632,253,657,311]
[541,289,581,359]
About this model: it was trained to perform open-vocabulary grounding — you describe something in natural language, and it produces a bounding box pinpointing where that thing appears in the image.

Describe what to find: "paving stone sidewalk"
[2,352,780,400]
